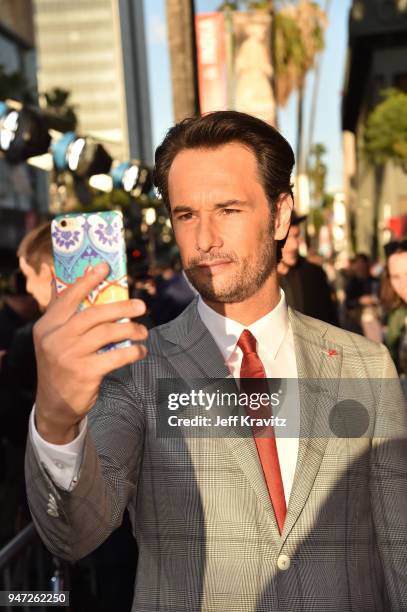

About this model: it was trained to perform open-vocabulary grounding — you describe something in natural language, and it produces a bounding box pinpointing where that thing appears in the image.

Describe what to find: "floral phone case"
[51,210,130,352]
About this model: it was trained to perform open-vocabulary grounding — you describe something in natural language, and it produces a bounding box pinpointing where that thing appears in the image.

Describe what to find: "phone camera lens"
[61,220,67,227]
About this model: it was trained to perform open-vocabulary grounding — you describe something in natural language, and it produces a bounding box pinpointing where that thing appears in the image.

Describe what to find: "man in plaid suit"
[26,111,407,611]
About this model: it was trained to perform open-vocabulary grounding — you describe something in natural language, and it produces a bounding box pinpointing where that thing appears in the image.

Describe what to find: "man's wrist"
[34,411,80,445]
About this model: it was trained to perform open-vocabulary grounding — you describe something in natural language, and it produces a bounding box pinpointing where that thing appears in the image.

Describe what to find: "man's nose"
[195,218,222,253]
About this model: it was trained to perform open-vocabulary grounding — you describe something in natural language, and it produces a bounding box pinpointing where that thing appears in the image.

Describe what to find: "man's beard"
[184,223,276,303]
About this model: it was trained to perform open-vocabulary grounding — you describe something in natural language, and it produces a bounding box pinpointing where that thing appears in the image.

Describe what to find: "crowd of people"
[1,211,406,607]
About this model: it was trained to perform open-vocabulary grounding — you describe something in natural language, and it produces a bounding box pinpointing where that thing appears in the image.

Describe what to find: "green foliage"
[0,64,35,104]
[309,205,325,235]
[86,189,132,212]
[44,87,70,107]
[217,0,238,8]
[364,88,407,169]
[42,87,78,131]
[308,142,327,204]
[274,12,306,75]
[217,0,271,9]
[83,190,160,214]
[322,192,334,209]
[244,1,271,8]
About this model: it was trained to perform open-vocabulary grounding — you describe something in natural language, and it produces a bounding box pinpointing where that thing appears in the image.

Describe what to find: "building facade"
[342,0,407,257]
[33,0,153,164]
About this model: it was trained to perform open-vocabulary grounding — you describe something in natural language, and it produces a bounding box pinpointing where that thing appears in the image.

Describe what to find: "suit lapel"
[279,308,343,549]
[157,296,232,379]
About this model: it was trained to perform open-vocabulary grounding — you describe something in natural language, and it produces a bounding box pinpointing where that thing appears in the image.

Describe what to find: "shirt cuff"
[29,406,87,491]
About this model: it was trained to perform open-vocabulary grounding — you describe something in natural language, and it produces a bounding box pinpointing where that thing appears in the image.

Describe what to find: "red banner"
[388,214,407,239]
[195,13,227,114]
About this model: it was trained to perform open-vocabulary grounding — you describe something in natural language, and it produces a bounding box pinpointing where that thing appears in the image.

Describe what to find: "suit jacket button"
[277,554,290,571]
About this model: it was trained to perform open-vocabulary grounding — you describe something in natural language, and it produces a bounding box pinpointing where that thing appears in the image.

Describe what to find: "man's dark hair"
[154,110,295,215]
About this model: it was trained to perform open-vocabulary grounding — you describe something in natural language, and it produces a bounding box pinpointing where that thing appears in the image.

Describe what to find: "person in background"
[381,239,407,377]
[0,270,38,352]
[344,253,381,334]
[150,247,195,325]
[127,250,156,331]
[277,212,338,325]
[17,223,54,312]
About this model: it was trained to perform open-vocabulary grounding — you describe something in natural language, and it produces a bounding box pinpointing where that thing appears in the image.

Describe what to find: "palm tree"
[274,1,327,174]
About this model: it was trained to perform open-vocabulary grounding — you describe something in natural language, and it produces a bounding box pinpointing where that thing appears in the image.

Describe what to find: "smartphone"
[51,210,131,352]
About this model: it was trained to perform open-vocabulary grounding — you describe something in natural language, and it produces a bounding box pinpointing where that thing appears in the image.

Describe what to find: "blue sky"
[143,0,352,192]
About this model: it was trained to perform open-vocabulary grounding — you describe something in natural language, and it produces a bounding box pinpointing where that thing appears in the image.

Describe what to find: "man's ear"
[274,194,293,241]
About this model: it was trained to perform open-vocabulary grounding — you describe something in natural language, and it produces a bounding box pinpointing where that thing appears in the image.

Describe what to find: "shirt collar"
[197,289,289,362]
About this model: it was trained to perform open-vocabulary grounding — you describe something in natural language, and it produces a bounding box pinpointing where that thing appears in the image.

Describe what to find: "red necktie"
[238,329,287,533]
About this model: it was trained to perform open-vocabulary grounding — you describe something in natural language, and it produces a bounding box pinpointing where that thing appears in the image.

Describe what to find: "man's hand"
[34,263,148,444]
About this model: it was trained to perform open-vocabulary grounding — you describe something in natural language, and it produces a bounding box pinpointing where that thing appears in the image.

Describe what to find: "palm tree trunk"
[166,0,200,122]
[296,82,305,175]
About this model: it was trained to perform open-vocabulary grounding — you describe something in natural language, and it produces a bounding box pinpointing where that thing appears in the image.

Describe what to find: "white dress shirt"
[30,290,299,500]
[29,408,88,491]
[197,290,299,502]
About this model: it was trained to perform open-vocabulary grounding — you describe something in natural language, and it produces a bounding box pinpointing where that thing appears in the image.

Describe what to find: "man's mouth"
[196,259,233,272]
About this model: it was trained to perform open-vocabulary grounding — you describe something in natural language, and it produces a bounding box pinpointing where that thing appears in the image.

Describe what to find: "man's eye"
[178,213,192,221]
[222,208,239,215]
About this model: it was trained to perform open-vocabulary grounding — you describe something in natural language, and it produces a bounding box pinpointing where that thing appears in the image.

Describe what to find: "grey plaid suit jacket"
[25,298,407,611]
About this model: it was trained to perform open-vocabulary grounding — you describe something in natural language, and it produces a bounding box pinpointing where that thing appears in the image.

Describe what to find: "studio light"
[51,132,112,177]
[0,102,7,119]
[111,161,138,191]
[0,103,51,163]
[51,131,76,171]
[111,161,152,196]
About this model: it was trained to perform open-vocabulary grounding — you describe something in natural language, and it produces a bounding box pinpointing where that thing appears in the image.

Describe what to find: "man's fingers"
[47,263,110,324]
[79,321,148,354]
[94,342,148,377]
[70,299,147,335]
